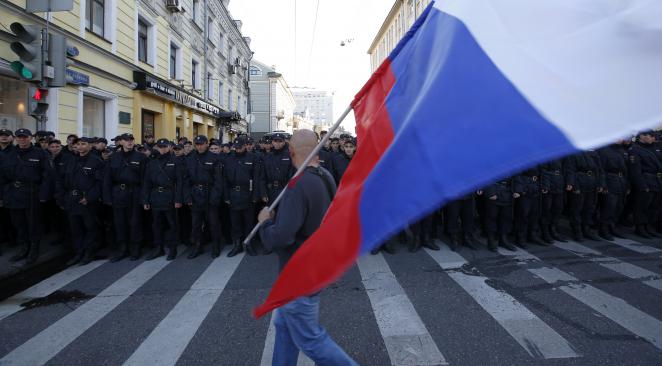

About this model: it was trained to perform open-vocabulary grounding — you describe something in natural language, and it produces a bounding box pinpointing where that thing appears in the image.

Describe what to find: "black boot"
[188,242,203,259]
[409,236,422,253]
[129,242,142,261]
[145,245,165,260]
[462,233,478,250]
[227,240,243,257]
[609,224,625,239]
[447,233,460,252]
[598,225,614,241]
[245,242,258,256]
[499,235,517,251]
[167,246,177,261]
[487,234,498,252]
[80,248,96,265]
[211,242,221,258]
[514,234,528,249]
[572,225,584,242]
[527,232,546,246]
[66,251,85,266]
[646,225,661,238]
[382,240,397,254]
[370,246,381,255]
[110,242,128,263]
[582,225,600,241]
[9,243,29,263]
[540,226,554,245]
[550,226,568,243]
[635,225,652,239]
[422,236,440,251]
[25,242,40,266]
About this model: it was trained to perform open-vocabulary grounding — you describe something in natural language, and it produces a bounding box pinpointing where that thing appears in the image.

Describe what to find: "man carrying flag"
[257,130,357,366]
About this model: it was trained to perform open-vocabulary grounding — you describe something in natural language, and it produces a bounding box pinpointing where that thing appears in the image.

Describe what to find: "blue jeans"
[273,294,358,366]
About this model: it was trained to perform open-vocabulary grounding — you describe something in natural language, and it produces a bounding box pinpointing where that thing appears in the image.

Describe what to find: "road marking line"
[259,314,314,366]
[123,250,244,366]
[555,241,662,292]
[427,242,579,359]
[357,253,447,366]
[0,258,169,366]
[608,238,662,255]
[0,260,107,321]
[500,247,662,351]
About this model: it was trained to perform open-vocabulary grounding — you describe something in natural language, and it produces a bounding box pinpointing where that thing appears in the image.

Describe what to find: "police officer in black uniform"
[104,133,148,261]
[539,159,567,243]
[482,177,517,252]
[56,137,104,266]
[0,128,53,265]
[331,138,355,185]
[183,135,224,258]
[564,150,605,241]
[261,133,295,204]
[224,136,262,257]
[513,166,545,247]
[444,194,478,250]
[629,130,662,238]
[0,128,16,254]
[597,140,631,240]
[143,139,184,260]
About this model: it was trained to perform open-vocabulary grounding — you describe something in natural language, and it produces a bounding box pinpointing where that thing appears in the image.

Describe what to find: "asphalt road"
[1,230,661,366]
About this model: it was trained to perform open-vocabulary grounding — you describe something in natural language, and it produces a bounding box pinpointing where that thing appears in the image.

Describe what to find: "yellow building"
[367,0,431,72]
[0,0,251,143]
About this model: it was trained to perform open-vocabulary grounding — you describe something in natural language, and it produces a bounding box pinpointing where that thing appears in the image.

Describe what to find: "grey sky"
[229,0,394,131]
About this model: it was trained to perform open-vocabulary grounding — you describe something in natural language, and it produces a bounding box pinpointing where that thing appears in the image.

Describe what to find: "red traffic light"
[32,88,48,101]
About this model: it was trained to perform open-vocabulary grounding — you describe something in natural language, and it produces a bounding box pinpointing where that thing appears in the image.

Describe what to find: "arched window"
[249,66,262,77]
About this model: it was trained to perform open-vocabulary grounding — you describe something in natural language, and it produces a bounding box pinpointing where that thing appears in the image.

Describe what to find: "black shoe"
[487,234,498,252]
[540,227,554,244]
[499,235,517,251]
[527,234,547,246]
[550,226,568,243]
[423,239,440,251]
[129,242,141,261]
[245,243,258,256]
[211,243,221,258]
[447,234,460,252]
[227,240,243,257]
[462,234,478,250]
[582,226,601,241]
[110,243,128,263]
[382,242,397,254]
[572,226,584,242]
[370,247,381,255]
[646,225,661,238]
[188,242,203,259]
[25,242,40,266]
[609,224,625,239]
[9,244,29,263]
[408,237,422,253]
[66,251,85,266]
[635,225,652,239]
[514,234,528,249]
[145,247,165,261]
[79,250,95,265]
[598,226,614,241]
[167,247,177,261]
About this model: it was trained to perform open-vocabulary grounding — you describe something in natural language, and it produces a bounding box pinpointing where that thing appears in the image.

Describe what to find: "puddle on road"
[20,290,92,309]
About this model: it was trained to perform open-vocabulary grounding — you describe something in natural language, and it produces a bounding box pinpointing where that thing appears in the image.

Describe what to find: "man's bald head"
[290,129,320,168]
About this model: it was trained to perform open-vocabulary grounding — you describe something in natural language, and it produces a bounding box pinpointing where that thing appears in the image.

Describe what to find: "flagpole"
[243,104,353,246]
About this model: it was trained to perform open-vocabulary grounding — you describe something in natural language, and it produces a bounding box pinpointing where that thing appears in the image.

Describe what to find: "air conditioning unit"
[228,63,237,74]
[166,0,182,12]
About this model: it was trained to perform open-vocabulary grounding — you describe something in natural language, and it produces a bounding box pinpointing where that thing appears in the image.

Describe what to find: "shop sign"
[133,71,221,118]
[66,69,90,85]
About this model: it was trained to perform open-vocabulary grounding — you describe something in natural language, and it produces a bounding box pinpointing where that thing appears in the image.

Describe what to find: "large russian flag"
[254,0,662,317]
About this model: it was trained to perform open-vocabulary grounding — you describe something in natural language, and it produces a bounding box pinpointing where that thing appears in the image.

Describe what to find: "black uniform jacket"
[183,150,223,211]
[0,144,53,209]
[143,153,184,210]
[103,148,147,207]
[223,151,262,210]
[57,153,104,214]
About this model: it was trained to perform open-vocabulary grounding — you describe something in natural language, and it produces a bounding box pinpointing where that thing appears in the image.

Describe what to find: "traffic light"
[9,22,43,82]
[27,86,49,117]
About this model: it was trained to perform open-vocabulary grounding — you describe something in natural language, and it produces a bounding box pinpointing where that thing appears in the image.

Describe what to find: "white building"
[248,60,296,137]
[291,87,334,127]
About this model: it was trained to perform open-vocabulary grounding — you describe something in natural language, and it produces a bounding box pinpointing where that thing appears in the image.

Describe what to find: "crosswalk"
[0,235,661,365]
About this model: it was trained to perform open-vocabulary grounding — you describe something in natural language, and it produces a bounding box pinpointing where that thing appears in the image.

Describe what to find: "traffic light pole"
[37,11,51,130]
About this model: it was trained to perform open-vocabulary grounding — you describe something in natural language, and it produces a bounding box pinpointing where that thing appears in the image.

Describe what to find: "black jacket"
[143,153,185,210]
[262,147,295,201]
[629,142,662,192]
[223,151,262,210]
[183,150,223,211]
[56,153,104,214]
[0,144,53,209]
[103,148,148,207]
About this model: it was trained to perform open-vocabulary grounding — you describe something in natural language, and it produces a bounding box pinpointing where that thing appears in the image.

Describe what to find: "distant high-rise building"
[292,88,334,127]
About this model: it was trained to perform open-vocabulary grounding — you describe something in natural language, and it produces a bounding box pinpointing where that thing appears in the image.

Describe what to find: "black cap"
[339,133,351,139]
[156,138,171,147]
[194,135,208,144]
[329,137,339,142]
[233,136,248,148]
[49,139,62,145]
[97,138,108,144]
[272,132,286,141]
[173,144,183,150]
[639,129,655,136]
[79,137,95,143]
[344,138,356,146]
[0,128,13,136]
[210,140,222,147]
[118,133,135,141]
[14,128,32,137]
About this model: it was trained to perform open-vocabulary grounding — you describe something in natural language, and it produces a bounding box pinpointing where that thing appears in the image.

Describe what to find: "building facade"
[0,0,252,143]
[368,0,431,72]
[291,87,333,128]
[248,60,296,138]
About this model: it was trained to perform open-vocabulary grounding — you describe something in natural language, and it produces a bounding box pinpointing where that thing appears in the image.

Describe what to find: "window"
[169,43,179,79]
[207,17,213,41]
[249,66,261,76]
[227,88,233,111]
[218,32,224,52]
[206,73,213,99]
[86,0,105,36]
[237,95,241,115]
[407,0,415,29]
[192,0,199,23]
[192,60,199,89]
[138,19,148,63]
[218,81,223,106]
[83,95,105,137]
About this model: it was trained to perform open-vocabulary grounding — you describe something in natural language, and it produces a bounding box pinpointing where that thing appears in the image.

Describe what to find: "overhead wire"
[306,0,321,84]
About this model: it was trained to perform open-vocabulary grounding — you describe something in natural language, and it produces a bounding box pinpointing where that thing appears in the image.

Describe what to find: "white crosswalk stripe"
[0,258,169,366]
[554,241,662,292]
[0,260,106,321]
[427,241,579,359]
[260,314,315,366]
[608,238,662,255]
[124,250,244,366]
[500,247,662,351]
[357,253,448,366]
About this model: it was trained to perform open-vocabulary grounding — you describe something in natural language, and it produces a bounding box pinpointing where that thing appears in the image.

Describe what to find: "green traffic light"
[21,68,33,79]
[10,61,33,79]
